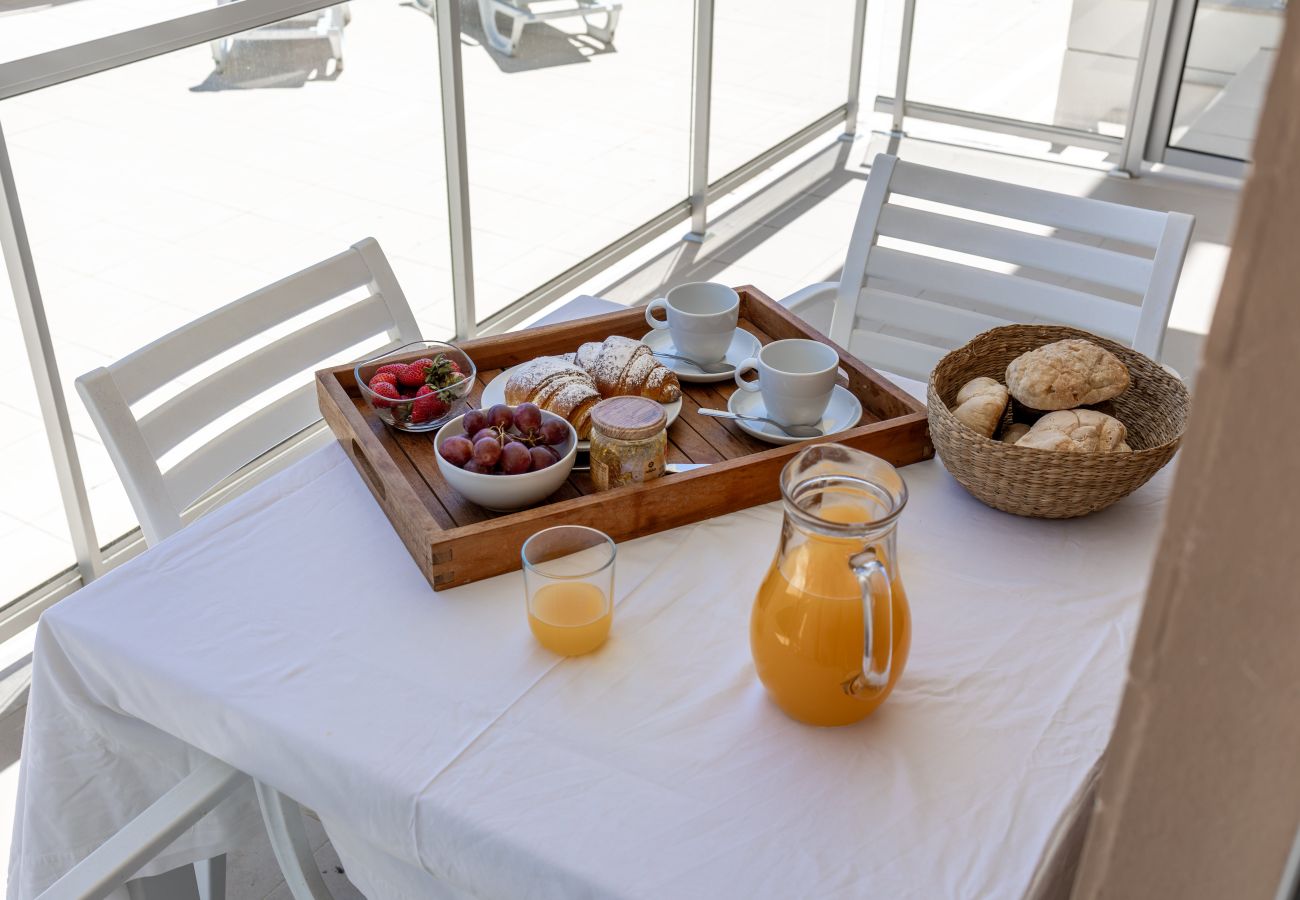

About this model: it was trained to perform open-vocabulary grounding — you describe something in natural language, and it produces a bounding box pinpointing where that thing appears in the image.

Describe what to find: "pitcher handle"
[849,549,893,695]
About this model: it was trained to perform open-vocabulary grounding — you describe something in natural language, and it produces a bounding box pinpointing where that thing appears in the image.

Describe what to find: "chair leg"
[254,782,334,900]
[478,0,521,55]
[36,759,244,900]
[125,865,200,900]
[327,30,343,70]
[194,855,225,900]
[585,7,618,44]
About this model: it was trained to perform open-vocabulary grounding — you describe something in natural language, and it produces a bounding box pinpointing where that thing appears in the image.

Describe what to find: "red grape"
[463,460,492,475]
[488,404,513,430]
[472,428,501,445]
[513,403,542,434]
[463,408,488,435]
[528,446,558,470]
[473,436,502,467]
[440,435,474,467]
[539,419,568,446]
[500,441,531,474]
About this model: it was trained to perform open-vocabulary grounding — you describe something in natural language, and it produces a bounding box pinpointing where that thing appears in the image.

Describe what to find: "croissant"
[572,336,681,402]
[504,356,602,438]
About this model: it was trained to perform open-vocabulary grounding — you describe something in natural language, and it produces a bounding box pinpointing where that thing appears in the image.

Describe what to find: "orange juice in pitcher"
[751,444,911,726]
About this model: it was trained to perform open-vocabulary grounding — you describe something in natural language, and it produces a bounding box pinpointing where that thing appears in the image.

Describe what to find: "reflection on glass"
[462,0,692,322]
[902,0,1151,137]
[709,0,853,180]
[1169,0,1285,162]
[0,0,452,564]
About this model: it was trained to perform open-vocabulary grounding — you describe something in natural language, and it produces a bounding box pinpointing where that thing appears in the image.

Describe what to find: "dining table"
[7,296,1173,900]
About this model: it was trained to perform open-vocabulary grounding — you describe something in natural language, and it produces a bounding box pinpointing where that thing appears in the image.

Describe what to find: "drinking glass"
[522,526,616,656]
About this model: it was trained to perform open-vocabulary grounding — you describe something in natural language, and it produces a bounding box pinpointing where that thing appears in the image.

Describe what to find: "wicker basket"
[927,324,1189,518]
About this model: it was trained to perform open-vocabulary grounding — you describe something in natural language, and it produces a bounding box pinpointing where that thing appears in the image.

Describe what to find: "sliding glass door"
[1147,0,1286,174]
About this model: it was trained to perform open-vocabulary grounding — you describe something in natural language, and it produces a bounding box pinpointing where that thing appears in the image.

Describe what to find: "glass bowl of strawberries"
[354,341,476,432]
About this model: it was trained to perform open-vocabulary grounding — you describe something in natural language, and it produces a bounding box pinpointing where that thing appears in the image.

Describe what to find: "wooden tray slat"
[317,286,933,591]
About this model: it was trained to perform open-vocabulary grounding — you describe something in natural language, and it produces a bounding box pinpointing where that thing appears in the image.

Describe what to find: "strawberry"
[410,384,449,424]
[423,355,465,391]
[396,361,433,390]
[368,372,399,390]
[369,380,400,409]
[375,363,406,378]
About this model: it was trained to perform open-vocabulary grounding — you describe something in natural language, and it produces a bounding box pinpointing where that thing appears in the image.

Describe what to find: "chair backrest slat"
[888,159,1169,247]
[866,246,1142,342]
[111,248,375,404]
[164,383,319,512]
[848,329,947,383]
[137,293,395,458]
[858,287,1006,347]
[77,238,420,545]
[825,154,1194,372]
[875,203,1155,295]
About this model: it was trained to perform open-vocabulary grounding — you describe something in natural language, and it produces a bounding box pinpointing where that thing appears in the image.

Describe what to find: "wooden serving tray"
[317,286,933,591]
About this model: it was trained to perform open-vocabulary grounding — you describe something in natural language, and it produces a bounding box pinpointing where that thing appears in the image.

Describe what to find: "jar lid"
[590,396,666,441]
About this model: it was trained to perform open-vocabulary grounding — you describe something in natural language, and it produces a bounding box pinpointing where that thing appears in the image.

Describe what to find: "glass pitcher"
[751,443,911,726]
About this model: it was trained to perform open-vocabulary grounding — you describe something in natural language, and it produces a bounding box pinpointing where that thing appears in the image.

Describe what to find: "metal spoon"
[651,350,733,374]
[697,408,824,438]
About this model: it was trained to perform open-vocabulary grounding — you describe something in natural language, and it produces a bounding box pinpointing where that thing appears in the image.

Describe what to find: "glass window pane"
[1169,0,1284,162]
[0,329,75,602]
[0,0,234,64]
[462,0,693,323]
[903,0,1152,138]
[709,0,854,181]
[1,0,452,567]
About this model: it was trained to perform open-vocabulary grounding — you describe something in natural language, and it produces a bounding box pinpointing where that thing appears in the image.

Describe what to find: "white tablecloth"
[9,376,1172,900]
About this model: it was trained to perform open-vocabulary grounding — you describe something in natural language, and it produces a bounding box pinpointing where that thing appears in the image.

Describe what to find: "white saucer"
[479,367,683,450]
[725,385,863,445]
[638,328,761,383]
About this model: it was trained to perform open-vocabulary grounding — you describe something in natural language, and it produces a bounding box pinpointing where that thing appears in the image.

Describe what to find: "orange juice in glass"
[751,443,911,726]
[522,526,616,656]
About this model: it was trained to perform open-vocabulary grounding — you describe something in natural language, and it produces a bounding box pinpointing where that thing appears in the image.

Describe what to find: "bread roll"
[1005,339,1130,411]
[951,377,1008,438]
[1001,422,1031,444]
[1014,408,1128,453]
[504,357,601,438]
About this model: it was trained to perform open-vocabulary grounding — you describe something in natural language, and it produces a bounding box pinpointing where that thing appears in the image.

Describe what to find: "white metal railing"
[0,0,1243,623]
[0,0,871,623]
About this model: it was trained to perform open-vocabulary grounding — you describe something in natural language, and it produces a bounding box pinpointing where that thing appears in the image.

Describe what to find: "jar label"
[592,453,665,491]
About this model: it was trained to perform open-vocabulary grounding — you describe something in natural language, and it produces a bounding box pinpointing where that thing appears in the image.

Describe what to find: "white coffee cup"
[644,282,739,364]
[734,339,842,426]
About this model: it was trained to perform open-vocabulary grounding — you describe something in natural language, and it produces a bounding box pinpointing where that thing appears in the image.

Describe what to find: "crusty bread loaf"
[504,357,601,438]
[1005,339,1130,411]
[1015,408,1128,452]
[573,336,681,402]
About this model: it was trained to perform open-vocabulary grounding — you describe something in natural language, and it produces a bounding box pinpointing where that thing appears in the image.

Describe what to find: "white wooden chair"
[781,154,1195,382]
[59,237,420,900]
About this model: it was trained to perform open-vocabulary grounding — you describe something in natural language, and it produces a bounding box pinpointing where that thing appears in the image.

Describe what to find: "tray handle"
[348,438,388,502]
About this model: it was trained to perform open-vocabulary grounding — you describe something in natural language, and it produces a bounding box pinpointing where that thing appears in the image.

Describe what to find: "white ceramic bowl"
[434,409,577,511]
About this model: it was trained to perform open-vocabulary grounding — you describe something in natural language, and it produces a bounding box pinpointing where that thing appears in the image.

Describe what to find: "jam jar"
[589,397,668,491]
